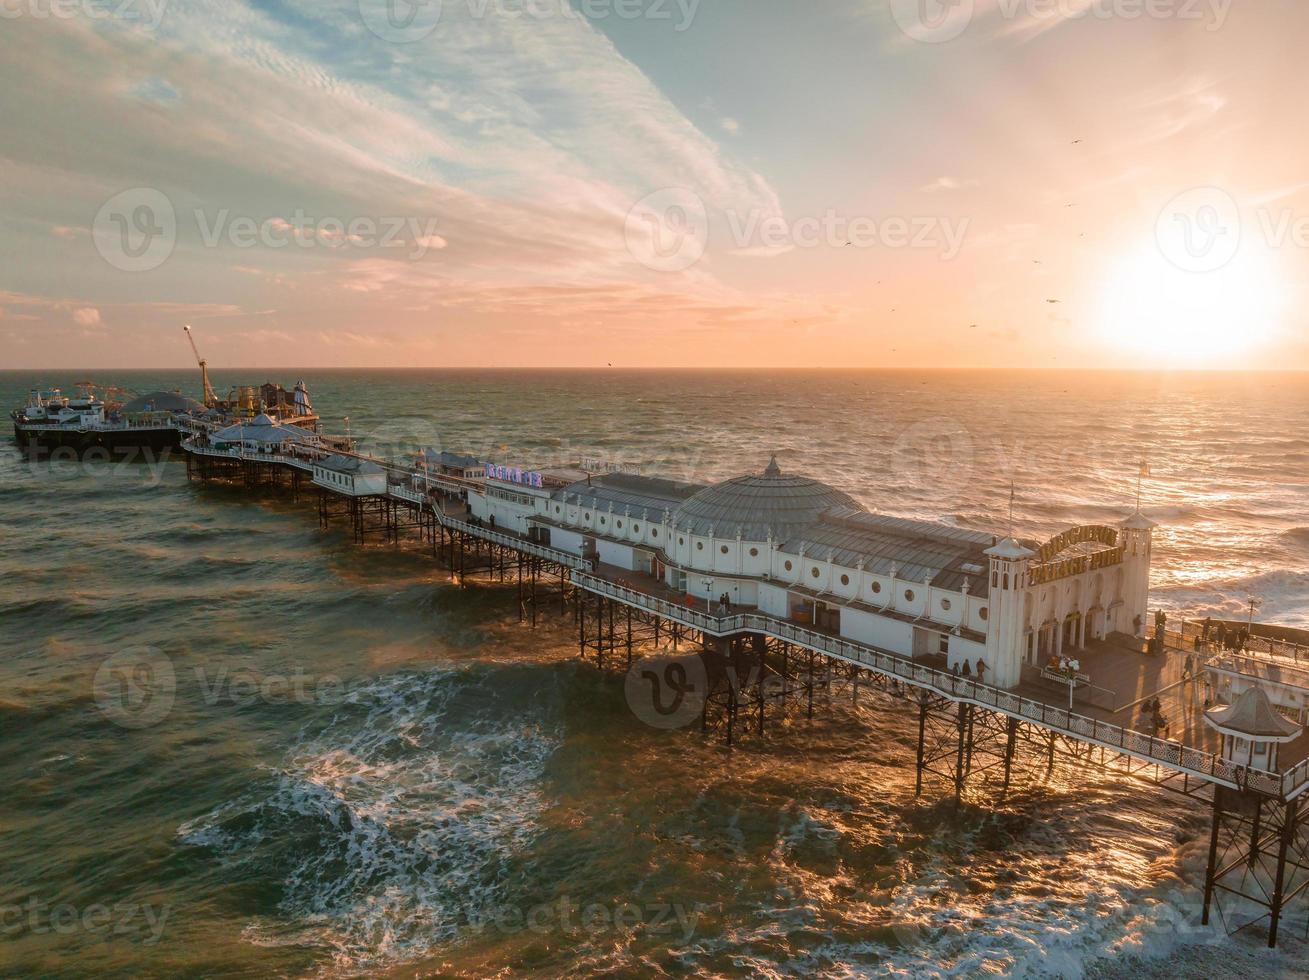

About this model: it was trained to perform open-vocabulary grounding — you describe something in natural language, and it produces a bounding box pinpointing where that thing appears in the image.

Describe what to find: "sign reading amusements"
[1029,525,1124,586]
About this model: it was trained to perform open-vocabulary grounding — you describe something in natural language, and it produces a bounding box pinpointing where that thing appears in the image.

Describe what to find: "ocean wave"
[177,669,558,972]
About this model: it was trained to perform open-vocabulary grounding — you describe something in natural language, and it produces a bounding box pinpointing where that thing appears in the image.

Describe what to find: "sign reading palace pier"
[1029,525,1124,586]
[485,464,545,489]
[1035,525,1119,564]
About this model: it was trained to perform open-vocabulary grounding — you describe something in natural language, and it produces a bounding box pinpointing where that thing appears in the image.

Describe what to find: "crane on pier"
[183,324,219,408]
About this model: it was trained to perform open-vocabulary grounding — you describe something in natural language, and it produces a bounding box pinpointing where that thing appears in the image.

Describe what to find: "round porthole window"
[555,506,561,514]
[871,582,882,594]
[651,529,658,538]
[585,513,591,520]
[721,545,729,555]
[616,520,622,529]
[905,589,915,602]
[941,598,952,611]
[600,517,606,526]
[840,574,850,586]
[679,537,685,546]
[811,567,821,579]
[979,607,989,621]
[697,542,704,551]
[784,560,793,572]
[749,547,759,557]
[633,525,640,534]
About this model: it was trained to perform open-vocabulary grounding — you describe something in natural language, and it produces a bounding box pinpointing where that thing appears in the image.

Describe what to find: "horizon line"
[3,365,1308,374]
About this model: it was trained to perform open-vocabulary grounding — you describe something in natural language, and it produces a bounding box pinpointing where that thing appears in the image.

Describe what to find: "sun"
[1097,242,1286,365]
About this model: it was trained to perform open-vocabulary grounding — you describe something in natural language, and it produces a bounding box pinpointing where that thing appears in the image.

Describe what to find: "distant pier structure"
[181,426,1309,947]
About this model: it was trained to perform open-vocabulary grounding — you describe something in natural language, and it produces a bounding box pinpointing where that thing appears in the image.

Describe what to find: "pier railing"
[575,573,1308,801]
[437,514,595,572]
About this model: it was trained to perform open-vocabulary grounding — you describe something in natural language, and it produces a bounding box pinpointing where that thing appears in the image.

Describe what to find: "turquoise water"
[2,369,1308,978]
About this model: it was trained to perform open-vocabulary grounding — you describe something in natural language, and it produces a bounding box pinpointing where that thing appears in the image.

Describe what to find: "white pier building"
[466,456,1152,691]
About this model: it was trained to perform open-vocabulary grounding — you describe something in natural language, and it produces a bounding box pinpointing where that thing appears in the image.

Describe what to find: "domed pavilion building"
[467,456,1154,690]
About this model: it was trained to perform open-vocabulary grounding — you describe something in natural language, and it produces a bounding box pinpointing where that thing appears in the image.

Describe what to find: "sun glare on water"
[1097,241,1285,365]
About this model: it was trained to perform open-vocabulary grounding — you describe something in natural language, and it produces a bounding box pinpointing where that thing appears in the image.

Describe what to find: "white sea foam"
[177,669,558,972]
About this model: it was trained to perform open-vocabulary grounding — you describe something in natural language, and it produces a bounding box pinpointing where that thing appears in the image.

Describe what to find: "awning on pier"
[213,414,319,446]
[1205,686,1301,742]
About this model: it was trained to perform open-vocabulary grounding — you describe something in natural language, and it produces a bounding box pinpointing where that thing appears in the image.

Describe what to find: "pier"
[180,429,1309,948]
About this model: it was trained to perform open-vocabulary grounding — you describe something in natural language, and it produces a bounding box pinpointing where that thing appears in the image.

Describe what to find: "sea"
[1,368,1308,979]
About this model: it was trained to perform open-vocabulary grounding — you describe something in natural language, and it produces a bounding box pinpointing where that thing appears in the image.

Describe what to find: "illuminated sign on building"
[1028,545,1125,586]
[485,464,545,489]
[1034,525,1119,565]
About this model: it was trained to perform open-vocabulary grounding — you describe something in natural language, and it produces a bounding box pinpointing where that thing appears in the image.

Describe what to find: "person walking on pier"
[1183,653,1194,679]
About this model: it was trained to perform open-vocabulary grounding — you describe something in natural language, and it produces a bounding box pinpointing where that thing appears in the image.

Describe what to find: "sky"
[1,0,1307,369]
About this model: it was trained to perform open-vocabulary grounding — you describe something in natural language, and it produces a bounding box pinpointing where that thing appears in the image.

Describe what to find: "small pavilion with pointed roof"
[1205,685,1302,772]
